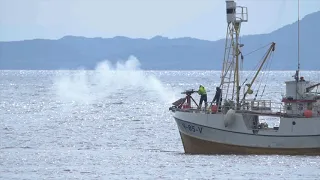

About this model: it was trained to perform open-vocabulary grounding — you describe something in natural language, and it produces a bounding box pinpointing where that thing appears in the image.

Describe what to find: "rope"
[242,44,270,85]
[253,45,275,100]
[242,43,272,57]
[259,52,274,99]
[245,44,275,100]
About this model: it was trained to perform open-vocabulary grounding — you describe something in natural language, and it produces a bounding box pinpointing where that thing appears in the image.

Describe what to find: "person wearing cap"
[198,85,207,109]
[300,76,305,81]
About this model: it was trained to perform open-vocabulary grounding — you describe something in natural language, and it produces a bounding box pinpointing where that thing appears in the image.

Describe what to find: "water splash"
[53,56,179,104]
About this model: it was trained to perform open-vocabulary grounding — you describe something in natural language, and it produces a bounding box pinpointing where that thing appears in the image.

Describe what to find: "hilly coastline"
[0,11,319,70]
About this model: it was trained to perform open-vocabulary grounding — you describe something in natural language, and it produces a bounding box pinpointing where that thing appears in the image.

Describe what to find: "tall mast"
[297,0,300,76]
[219,0,247,110]
[295,0,300,100]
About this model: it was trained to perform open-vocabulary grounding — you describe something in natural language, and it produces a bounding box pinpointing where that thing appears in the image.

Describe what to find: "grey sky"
[0,0,319,41]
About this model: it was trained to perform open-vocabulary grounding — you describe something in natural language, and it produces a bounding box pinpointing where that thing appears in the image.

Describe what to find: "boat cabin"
[282,80,320,117]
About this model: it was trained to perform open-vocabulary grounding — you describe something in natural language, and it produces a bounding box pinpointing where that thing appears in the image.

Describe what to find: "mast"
[295,0,300,100]
[297,0,300,76]
[219,0,247,110]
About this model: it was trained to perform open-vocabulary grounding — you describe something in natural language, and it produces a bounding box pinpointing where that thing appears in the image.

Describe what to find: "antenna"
[294,0,301,100]
[293,0,300,83]
[297,0,300,75]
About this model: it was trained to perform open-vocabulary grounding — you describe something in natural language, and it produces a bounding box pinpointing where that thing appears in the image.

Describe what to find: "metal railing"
[174,99,320,117]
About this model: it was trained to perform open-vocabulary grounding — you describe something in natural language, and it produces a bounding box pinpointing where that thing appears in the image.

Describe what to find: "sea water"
[1,57,320,180]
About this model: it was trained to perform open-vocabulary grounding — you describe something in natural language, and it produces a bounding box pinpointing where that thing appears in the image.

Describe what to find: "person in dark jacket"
[213,87,222,111]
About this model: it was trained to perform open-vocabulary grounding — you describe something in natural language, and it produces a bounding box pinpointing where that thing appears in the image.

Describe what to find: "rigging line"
[245,52,271,102]
[244,42,272,82]
[254,55,269,99]
[251,44,275,100]
[239,34,244,80]
[259,52,274,99]
[265,50,274,81]
[253,66,265,93]
[267,0,287,33]
[262,49,273,80]
[256,61,268,90]
[242,43,272,57]
[243,45,270,85]
[243,52,264,84]
[263,48,274,78]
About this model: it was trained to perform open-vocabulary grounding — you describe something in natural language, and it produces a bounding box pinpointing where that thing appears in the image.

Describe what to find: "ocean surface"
[1,64,320,179]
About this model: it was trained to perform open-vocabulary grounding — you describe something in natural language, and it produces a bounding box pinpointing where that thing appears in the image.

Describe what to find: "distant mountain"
[0,11,319,70]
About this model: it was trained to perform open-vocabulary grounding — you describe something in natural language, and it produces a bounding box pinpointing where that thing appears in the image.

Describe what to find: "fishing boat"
[169,0,320,155]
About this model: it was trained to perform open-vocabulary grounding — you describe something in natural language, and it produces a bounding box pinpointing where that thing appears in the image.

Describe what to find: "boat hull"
[179,131,320,155]
[173,112,320,155]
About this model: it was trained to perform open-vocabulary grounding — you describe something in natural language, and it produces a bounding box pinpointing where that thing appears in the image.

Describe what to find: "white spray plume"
[54,56,179,104]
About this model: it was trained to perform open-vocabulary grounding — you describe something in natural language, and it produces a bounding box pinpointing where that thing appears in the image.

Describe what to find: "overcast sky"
[0,0,319,41]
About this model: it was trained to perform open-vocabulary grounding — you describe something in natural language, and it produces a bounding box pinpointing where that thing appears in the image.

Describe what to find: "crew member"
[198,85,207,109]
[213,87,222,111]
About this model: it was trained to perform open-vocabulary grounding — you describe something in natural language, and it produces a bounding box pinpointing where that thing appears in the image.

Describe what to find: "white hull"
[173,110,320,155]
